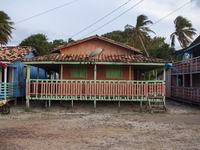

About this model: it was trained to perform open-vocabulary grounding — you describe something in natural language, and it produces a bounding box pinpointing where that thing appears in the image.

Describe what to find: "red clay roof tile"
[22,53,170,63]
[0,46,38,62]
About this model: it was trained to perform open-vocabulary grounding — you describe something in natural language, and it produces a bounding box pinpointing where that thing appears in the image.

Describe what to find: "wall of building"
[157,68,171,98]
[60,39,135,55]
[62,64,135,80]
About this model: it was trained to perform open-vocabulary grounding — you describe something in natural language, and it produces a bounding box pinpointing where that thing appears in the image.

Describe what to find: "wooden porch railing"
[172,56,200,73]
[26,79,165,101]
[171,86,200,103]
[0,82,17,99]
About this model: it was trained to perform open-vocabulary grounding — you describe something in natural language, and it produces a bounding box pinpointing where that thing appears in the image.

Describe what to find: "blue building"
[0,46,47,105]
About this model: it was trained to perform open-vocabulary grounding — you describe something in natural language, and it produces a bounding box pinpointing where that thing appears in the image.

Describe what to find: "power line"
[15,0,78,24]
[70,0,132,38]
[149,0,192,28]
[80,0,144,39]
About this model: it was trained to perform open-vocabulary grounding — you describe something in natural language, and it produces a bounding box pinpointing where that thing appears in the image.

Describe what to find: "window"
[178,75,182,86]
[106,65,122,78]
[192,74,196,86]
[70,64,87,78]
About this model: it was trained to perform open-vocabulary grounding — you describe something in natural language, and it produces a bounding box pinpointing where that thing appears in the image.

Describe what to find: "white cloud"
[2,0,200,49]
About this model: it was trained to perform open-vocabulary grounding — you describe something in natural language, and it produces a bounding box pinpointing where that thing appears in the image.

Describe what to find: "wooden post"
[26,65,31,108]
[176,75,178,87]
[94,100,96,112]
[45,100,47,108]
[155,70,157,80]
[3,67,7,100]
[94,63,97,113]
[14,97,17,107]
[4,67,7,83]
[61,64,63,80]
[71,99,73,113]
[140,101,142,112]
[94,64,96,81]
[163,67,166,82]
[37,67,39,79]
[129,65,131,80]
[118,101,120,113]
[26,99,30,108]
[49,100,51,110]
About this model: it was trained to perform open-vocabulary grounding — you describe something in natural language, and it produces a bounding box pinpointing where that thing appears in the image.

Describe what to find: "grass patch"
[23,108,37,113]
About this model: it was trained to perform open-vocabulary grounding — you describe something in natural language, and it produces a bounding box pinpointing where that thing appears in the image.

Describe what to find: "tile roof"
[0,46,38,62]
[22,53,170,63]
[50,35,142,54]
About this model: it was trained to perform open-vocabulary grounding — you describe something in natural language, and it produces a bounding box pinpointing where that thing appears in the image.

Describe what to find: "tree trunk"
[138,35,155,76]
[138,35,149,57]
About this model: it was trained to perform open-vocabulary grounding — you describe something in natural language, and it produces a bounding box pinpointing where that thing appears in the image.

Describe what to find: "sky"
[2,0,200,50]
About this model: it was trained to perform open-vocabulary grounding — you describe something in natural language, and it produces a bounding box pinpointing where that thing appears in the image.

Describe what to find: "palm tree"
[0,11,15,47]
[170,16,196,48]
[132,14,155,57]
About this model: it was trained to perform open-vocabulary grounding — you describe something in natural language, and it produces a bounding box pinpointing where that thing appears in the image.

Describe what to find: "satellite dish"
[89,48,104,58]
[184,53,190,63]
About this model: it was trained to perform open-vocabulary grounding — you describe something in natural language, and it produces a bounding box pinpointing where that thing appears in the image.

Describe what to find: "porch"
[172,56,200,74]
[26,79,165,101]
[0,82,17,100]
[171,86,200,104]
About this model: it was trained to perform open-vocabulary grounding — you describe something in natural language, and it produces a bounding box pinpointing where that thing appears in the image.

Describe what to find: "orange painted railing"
[171,86,200,103]
[172,56,200,73]
[26,80,165,100]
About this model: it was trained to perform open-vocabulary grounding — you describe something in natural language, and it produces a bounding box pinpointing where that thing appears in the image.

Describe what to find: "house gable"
[61,38,136,55]
[52,35,141,55]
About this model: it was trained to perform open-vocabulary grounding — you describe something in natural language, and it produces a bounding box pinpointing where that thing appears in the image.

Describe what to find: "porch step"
[148,95,166,113]
[151,105,165,108]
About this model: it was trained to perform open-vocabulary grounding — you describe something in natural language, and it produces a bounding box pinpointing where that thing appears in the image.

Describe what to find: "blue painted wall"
[8,52,47,97]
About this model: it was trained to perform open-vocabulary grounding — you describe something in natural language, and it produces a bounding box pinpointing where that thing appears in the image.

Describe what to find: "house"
[0,46,47,105]
[157,68,171,98]
[22,35,171,112]
[170,35,200,105]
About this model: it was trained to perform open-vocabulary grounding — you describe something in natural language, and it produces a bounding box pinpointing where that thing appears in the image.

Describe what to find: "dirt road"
[0,100,200,150]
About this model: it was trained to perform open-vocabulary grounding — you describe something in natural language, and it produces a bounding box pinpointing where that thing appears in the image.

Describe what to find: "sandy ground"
[0,99,200,150]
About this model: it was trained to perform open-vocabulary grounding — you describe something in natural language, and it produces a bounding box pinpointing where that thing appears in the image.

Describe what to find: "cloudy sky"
[2,0,200,50]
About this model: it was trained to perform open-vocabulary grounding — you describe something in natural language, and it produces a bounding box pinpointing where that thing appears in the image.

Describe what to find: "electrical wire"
[80,0,144,39]
[70,0,132,38]
[149,0,192,28]
[15,0,78,24]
